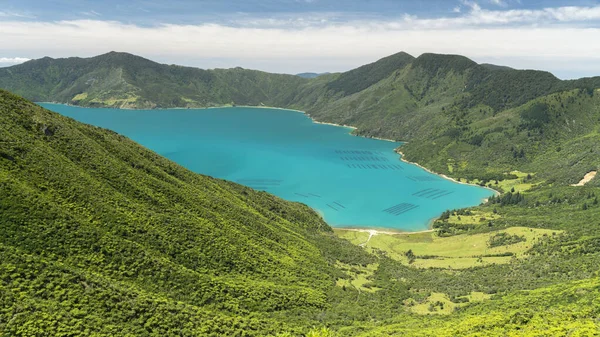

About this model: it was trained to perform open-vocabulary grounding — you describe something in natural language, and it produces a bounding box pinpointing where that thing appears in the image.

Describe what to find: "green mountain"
[325,51,415,96]
[3,89,600,336]
[285,53,600,186]
[400,86,600,185]
[2,50,600,335]
[0,51,308,109]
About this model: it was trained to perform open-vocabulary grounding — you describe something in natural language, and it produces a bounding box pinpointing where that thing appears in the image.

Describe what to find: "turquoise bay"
[40,103,495,231]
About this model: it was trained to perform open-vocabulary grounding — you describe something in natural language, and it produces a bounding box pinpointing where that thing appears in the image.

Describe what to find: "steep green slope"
[296,54,475,140]
[400,87,600,184]
[2,92,600,336]
[296,53,599,142]
[0,89,375,335]
[325,52,414,96]
[357,278,600,336]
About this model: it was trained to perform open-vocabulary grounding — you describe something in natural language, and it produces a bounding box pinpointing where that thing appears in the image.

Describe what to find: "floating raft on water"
[383,203,420,216]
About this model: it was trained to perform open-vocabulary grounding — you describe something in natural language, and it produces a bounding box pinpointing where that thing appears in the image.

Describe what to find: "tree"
[405,250,416,264]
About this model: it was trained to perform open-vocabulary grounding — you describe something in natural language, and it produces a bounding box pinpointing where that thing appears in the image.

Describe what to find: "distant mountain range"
[1,50,600,184]
[296,72,330,78]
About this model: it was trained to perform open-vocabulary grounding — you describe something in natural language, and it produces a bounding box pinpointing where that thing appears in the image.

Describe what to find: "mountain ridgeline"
[2,52,600,186]
[3,52,600,335]
[4,51,598,113]
[0,52,307,109]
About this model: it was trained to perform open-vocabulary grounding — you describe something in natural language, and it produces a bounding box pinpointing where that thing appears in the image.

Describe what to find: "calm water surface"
[40,104,495,231]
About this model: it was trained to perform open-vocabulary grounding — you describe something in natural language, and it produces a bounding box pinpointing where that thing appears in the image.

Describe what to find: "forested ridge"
[0,52,308,109]
[5,50,597,182]
[2,49,600,336]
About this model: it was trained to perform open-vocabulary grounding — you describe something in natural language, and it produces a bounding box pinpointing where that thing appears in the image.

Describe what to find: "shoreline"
[40,101,499,233]
[311,119,357,130]
[333,227,434,236]
[396,150,501,198]
[304,112,398,143]
[37,101,309,113]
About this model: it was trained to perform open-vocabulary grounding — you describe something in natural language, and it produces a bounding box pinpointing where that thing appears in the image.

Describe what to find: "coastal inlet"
[40,103,495,231]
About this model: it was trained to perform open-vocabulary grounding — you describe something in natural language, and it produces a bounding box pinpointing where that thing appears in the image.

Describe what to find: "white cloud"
[383,5,600,29]
[220,5,600,30]
[489,0,507,6]
[81,10,102,17]
[461,1,482,12]
[1,4,600,77]
[0,11,36,19]
[0,57,31,65]
[228,12,338,28]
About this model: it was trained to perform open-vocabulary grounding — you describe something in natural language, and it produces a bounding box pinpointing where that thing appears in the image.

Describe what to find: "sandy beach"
[334,227,434,236]
[310,118,358,130]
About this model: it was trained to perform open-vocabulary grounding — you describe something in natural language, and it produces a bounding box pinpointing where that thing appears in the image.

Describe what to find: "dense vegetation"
[0,90,377,335]
[0,52,308,109]
[2,49,600,335]
[325,52,415,96]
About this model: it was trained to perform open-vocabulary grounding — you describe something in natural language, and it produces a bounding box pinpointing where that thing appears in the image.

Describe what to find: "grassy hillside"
[295,54,599,142]
[3,50,600,335]
[356,278,600,336]
[0,89,379,335]
[325,52,415,96]
[294,53,474,141]
[0,52,308,109]
[399,87,600,184]
[2,91,600,335]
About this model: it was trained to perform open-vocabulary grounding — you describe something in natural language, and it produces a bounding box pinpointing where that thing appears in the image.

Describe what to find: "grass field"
[334,227,560,269]
[405,291,492,315]
[407,292,457,315]
[89,94,139,107]
[453,171,537,193]
[72,92,88,101]
[445,210,500,225]
[335,262,380,293]
[495,171,537,193]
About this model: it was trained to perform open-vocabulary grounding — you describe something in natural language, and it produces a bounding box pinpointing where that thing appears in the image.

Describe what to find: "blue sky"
[2,0,600,78]
[3,0,599,24]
